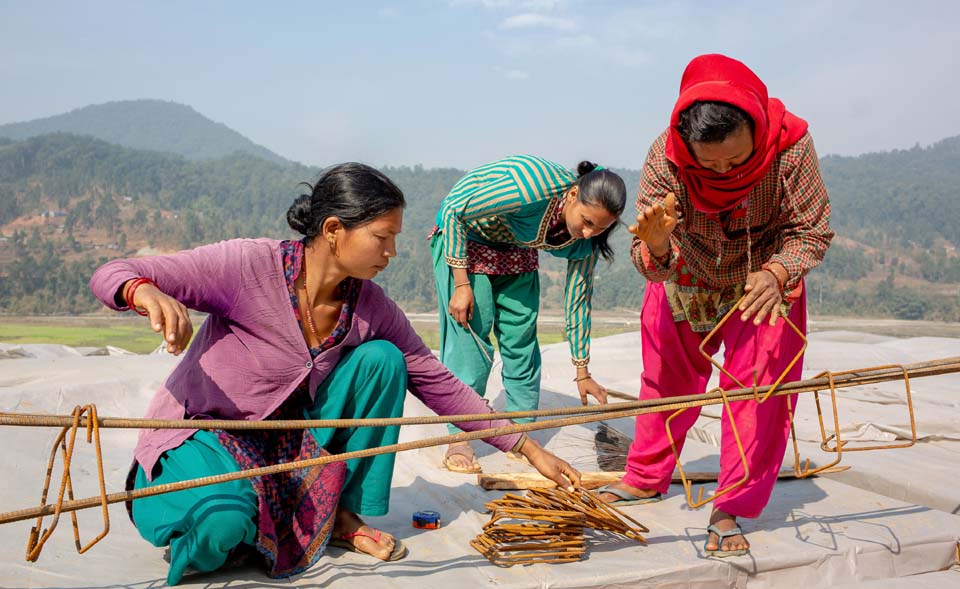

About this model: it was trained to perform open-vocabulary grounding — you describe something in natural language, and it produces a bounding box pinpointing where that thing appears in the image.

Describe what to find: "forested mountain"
[0,100,287,164]
[820,136,960,248]
[0,128,958,321]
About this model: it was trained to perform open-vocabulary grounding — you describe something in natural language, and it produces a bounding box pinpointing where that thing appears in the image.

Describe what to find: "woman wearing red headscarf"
[597,54,833,557]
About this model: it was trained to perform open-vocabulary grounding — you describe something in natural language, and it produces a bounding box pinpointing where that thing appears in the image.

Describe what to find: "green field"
[0,320,168,353]
[0,316,636,354]
[5,313,960,355]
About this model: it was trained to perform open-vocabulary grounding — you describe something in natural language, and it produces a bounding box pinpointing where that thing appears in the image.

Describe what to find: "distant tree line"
[1,133,958,322]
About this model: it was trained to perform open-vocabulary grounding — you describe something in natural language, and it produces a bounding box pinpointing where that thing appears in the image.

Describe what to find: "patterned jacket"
[631,131,833,330]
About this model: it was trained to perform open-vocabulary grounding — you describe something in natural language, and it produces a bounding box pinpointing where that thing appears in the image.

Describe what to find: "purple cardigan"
[89,238,521,478]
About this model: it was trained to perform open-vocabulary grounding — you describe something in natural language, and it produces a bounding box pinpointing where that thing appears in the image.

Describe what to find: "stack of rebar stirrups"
[471,487,648,566]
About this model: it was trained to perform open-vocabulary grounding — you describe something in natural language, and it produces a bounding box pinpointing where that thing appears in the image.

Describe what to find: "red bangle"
[124,277,156,316]
[648,243,672,266]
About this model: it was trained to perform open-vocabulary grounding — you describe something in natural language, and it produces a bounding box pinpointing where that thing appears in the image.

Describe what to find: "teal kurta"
[432,234,541,433]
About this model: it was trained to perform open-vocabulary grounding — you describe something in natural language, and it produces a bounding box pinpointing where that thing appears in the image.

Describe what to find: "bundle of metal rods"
[470,487,648,566]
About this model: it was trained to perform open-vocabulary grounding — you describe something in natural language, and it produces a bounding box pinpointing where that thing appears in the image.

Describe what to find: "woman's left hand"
[577,377,608,406]
[740,269,783,326]
[519,437,582,490]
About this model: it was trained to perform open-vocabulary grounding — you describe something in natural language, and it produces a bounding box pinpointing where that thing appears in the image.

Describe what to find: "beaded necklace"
[300,259,322,342]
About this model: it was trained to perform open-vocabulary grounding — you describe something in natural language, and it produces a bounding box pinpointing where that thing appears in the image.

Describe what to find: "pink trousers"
[623,281,807,518]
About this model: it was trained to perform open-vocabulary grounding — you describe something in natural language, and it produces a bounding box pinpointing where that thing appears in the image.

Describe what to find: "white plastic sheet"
[1,334,958,588]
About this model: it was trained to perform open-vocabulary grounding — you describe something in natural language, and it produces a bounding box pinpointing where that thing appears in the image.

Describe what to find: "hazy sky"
[2,0,958,169]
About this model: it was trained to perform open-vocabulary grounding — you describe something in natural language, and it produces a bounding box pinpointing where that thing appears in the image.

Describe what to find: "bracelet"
[647,240,672,265]
[761,263,786,291]
[573,373,592,383]
[651,248,671,266]
[122,278,145,308]
[762,268,783,290]
[124,277,157,316]
[454,282,471,289]
[510,432,529,453]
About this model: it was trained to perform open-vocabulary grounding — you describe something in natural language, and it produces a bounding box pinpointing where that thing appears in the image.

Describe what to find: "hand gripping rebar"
[698,294,807,405]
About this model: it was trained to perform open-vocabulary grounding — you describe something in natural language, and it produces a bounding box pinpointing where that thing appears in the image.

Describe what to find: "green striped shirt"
[436,155,597,366]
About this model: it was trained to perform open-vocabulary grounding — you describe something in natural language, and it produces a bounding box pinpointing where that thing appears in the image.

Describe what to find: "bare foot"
[333,507,399,561]
[443,442,481,473]
[705,509,749,553]
[597,481,660,503]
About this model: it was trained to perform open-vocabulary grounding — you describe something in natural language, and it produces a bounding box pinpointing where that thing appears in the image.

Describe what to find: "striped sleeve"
[563,250,597,366]
[439,156,573,267]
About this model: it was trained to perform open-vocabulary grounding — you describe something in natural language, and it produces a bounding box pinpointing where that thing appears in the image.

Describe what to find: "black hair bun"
[286,192,315,235]
[576,160,598,177]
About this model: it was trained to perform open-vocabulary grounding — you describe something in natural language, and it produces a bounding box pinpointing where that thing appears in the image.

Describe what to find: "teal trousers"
[430,234,541,434]
[131,340,407,585]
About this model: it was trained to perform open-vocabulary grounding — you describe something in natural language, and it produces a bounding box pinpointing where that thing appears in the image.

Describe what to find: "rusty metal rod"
[2,356,958,431]
[1,356,958,526]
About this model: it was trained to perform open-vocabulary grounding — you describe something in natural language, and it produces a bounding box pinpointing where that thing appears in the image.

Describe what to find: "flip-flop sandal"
[443,444,482,474]
[594,484,663,506]
[703,523,750,558]
[330,528,408,562]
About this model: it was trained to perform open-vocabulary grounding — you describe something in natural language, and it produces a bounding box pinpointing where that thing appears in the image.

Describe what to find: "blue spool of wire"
[412,510,441,529]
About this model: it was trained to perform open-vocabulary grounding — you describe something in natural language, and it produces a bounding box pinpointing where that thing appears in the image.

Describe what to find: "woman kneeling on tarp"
[89,163,580,585]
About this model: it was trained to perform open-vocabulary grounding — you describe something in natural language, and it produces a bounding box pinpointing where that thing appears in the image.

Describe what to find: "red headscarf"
[664,54,808,213]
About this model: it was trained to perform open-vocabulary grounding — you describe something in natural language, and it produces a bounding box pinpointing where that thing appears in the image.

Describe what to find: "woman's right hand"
[628,192,679,253]
[519,437,582,490]
[127,281,193,355]
[448,284,475,329]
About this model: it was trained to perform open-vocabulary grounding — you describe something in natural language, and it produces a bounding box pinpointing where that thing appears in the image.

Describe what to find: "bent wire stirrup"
[666,387,749,508]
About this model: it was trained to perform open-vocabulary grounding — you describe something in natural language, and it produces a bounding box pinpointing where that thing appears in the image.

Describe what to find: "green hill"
[0,127,957,320]
[0,100,288,164]
[819,136,960,248]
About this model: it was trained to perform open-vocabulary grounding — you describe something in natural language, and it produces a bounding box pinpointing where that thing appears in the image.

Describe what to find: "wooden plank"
[477,466,851,490]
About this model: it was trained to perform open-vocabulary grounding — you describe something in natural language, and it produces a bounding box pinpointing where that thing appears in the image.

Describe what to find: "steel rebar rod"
[2,356,958,526]
[2,356,957,431]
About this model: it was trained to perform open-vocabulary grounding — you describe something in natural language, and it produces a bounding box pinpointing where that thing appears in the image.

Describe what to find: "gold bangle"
[510,432,529,453]
[573,373,592,382]
[454,281,471,288]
